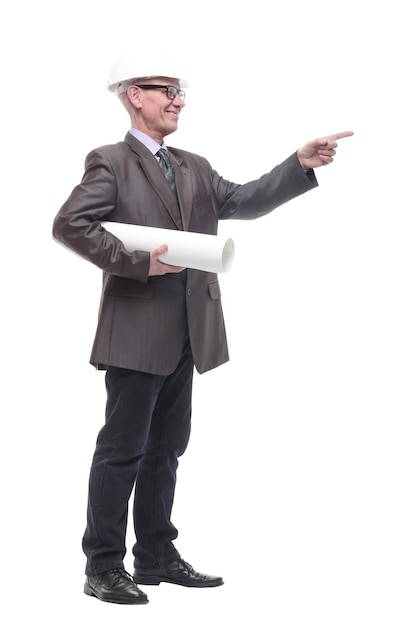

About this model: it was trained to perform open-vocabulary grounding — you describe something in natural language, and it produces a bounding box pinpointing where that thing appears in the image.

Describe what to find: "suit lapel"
[170,152,192,231]
[124,133,183,230]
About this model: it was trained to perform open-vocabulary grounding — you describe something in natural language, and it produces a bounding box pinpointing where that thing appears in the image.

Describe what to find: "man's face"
[128,77,186,143]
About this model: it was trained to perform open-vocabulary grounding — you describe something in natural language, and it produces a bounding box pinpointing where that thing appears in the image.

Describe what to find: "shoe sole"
[133,574,224,588]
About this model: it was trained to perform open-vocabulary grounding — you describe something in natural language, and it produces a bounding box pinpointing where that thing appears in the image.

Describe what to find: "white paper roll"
[101,222,235,273]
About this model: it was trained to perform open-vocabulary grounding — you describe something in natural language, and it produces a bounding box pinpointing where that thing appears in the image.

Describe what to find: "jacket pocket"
[104,275,155,299]
[208,280,221,300]
[193,194,212,210]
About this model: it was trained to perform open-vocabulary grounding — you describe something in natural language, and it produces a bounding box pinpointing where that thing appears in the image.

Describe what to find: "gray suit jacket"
[52,133,317,374]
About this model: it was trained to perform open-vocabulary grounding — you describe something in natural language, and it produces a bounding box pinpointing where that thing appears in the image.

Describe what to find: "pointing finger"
[325,130,354,142]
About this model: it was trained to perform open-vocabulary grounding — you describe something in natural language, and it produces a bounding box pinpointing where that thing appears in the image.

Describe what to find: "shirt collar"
[129,128,167,156]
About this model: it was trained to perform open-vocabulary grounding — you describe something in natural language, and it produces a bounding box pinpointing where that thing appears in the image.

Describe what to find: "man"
[52,50,353,605]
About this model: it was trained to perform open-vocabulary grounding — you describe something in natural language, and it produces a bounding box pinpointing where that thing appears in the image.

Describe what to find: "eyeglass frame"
[133,84,186,101]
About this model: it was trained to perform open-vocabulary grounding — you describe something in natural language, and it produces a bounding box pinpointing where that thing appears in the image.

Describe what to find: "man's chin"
[164,123,179,136]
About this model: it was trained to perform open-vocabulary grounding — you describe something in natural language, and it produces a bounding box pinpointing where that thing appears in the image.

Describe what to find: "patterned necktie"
[156,149,177,198]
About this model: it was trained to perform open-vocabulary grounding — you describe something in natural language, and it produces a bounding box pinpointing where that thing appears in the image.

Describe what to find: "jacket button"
[187,288,192,296]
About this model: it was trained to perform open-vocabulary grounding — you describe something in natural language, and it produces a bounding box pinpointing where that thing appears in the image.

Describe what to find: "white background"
[1,1,416,624]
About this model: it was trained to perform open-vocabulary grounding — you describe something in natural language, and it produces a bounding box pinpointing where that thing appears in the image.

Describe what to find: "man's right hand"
[148,244,185,276]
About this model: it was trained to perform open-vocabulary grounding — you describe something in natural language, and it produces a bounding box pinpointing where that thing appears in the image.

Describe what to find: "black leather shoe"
[133,559,224,588]
[84,568,149,604]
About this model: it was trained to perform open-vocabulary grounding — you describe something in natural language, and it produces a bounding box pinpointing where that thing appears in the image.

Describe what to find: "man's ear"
[126,85,142,109]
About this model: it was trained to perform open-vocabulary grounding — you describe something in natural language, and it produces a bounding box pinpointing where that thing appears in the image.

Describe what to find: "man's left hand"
[298,130,354,169]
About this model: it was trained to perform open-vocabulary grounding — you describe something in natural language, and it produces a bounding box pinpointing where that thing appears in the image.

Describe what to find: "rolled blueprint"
[101,222,235,273]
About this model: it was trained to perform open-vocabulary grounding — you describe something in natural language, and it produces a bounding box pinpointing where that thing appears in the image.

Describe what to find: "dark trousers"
[82,339,194,576]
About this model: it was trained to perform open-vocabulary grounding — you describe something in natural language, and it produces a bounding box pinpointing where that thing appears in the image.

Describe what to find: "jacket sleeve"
[213,151,318,220]
[52,148,150,282]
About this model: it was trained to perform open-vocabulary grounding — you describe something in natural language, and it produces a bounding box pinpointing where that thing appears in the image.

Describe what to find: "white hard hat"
[107,50,189,96]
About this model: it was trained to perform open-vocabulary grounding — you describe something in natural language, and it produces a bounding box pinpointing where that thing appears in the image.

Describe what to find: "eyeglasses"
[134,84,186,101]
